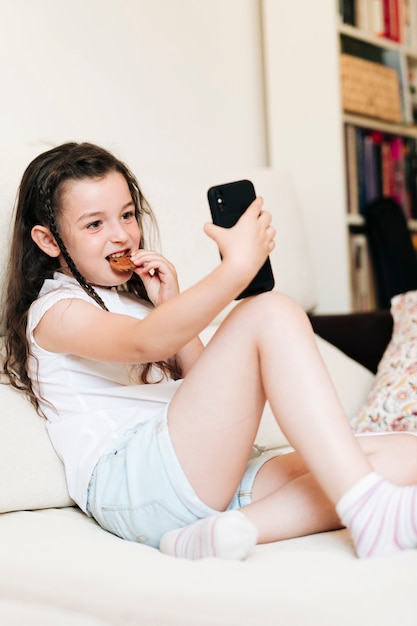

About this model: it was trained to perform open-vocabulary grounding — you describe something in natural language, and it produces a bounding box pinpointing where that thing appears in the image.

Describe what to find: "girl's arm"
[131,247,205,374]
[35,198,274,364]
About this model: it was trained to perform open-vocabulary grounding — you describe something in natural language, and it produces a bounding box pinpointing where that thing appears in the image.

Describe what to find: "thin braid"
[41,188,109,311]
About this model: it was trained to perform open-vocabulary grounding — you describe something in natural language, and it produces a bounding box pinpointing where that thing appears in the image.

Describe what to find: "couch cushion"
[351,290,417,432]
[0,378,73,513]
[1,507,417,626]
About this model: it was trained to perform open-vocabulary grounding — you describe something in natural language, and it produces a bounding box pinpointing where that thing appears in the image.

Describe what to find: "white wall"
[0,0,267,169]
[261,0,351,312]
[0,0,349,312]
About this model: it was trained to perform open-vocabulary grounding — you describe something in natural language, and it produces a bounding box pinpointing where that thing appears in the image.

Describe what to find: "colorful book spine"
[390,136,407,214]
[355,128,367,213]
[340,0,357,24]
[406,137,417,218]
[346,125,359,213]
[368,0,385,36]
[383,0,401,41]
[351,0,417,45]
[346,125,417,219]
[381,137,392,196]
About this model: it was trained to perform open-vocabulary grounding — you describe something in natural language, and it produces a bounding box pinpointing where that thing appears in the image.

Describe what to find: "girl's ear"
[31,225,61,258]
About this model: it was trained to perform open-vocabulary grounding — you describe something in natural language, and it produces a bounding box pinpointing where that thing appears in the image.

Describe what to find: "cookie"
[109,252,136,272]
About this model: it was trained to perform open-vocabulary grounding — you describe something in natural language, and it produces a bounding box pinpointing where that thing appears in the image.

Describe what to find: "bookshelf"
[338,0,417,310]
[261,0,417,313]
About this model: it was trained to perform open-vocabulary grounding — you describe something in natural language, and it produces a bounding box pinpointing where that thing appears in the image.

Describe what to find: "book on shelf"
[345,124,417,218]
[346,127,385,212]
[383,0,401,41]
[364,133,381,201]
[349,233,377,311]
[406,136,417,215]
[368,0,385,36]
[356,127,368,210]
[390,135,407,211]
[338,0,385,35]
[382,47,413,122]
[339,0,357,25]
[409,65,417,122]
[345,124,360,213]
[381,138,392,196]
[339,0,417,47]
[404,0,417,49]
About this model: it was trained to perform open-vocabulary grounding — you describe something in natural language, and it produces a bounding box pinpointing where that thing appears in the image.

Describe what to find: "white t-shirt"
[27,272,181,512]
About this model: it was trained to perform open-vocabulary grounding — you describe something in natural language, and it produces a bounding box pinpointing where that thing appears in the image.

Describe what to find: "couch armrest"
[308,310,393,374]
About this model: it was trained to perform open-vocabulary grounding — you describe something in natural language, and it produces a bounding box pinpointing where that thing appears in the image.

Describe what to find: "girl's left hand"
[129,249,180,306]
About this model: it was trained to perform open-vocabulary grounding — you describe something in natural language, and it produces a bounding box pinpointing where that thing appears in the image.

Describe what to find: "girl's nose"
[110,221,129,242]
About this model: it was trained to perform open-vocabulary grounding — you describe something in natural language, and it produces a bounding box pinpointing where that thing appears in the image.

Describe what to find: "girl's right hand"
[130,249,180,307]
[203,197,275,288]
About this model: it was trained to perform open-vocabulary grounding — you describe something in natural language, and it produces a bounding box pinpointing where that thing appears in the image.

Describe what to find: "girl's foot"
[159,510,258,560]
[337,472,417,558]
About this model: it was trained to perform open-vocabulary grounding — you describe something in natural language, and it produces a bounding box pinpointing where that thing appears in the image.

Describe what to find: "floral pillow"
[351,291,417,433]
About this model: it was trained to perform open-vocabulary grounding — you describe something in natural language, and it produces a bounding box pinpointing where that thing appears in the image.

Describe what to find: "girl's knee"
[238,290,301,313]
[241,291,308,326]
[222,292,310,343]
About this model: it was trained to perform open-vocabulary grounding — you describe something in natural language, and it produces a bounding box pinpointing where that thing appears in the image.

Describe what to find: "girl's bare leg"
[246,453,343,543]
[245,433,417,543]
[162,292,417,559]
[168,292,370,509]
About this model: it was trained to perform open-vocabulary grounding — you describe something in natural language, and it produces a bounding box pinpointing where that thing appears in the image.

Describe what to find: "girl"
[3,142,417,560]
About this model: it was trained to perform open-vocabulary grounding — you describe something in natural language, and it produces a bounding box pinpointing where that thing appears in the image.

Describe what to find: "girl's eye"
[122,211,135,222]
[86,220,101,230]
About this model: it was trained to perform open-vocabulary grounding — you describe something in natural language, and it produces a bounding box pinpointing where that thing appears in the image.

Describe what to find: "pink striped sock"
[336,472,417,558]
[159,511,258,560]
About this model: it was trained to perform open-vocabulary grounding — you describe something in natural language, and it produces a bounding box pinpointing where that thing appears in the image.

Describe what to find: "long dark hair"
[2,142,181,410]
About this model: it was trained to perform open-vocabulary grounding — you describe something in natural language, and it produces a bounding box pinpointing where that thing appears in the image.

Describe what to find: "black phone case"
[207,179,275,299]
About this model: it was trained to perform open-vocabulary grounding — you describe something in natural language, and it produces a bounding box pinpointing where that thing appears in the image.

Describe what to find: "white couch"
[0,143,415,626]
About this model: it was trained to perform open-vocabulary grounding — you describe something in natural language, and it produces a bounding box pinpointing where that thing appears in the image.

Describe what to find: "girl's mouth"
[107,249,131,261]
[107,250,135,272]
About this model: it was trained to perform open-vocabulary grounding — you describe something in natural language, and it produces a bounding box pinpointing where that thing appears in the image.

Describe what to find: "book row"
[339,0,417,48]
[345,124,417,218]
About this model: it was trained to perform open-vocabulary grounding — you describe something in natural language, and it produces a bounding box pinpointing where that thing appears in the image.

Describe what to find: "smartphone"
[207,179,275,299]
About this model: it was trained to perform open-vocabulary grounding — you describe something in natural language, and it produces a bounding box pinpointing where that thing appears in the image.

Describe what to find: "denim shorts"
[86,409,280,549]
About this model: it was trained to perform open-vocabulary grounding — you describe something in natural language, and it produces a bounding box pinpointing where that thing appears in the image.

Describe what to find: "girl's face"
[57,171,141,287]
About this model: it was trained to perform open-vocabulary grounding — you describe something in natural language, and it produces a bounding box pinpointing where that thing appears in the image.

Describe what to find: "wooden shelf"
[343,113,417,137]
[347,214,417,231]
[339,23,417,58]
[339,23,402,50]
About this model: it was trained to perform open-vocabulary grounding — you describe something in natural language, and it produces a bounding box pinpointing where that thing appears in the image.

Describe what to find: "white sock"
[159,510,258,560]
[336,472,417,558]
